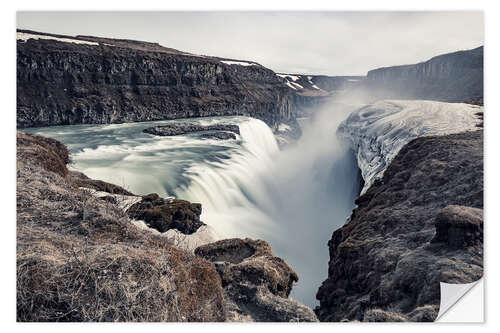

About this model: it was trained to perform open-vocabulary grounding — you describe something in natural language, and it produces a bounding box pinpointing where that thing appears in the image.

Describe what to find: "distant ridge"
[362,46,483,102]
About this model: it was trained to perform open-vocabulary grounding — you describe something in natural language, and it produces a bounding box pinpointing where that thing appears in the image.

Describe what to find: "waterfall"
[25,108,361,307]
[177,118,281,239]
[179,107,362,306]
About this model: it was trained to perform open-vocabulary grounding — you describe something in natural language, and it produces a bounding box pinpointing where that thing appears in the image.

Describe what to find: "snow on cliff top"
[17,32,99,46]
[338,100,482,194]
[220,60,257,66]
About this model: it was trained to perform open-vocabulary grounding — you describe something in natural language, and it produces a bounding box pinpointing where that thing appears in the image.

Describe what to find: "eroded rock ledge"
[316,130,483,322]
[143,123,240,140]
[195,238,318,322]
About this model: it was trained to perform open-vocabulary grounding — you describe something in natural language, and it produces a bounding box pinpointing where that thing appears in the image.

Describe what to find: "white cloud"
[17,11,484,75]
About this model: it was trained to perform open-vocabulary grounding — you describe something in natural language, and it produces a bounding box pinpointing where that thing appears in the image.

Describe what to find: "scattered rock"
[195,238,318,322]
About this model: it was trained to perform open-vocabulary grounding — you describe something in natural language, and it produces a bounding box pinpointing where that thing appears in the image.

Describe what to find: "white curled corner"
[436,278,484,322]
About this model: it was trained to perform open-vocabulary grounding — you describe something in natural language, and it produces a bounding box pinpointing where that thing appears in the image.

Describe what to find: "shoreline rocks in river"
[195,238,318,322]
[200,131,237,140]
[316,130,483,322]
[143,123,240,138]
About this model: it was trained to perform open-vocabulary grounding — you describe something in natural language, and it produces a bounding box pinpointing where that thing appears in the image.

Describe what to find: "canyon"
[16,29,484,322]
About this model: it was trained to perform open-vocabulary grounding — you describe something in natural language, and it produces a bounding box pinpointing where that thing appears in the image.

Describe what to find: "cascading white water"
[25,106,361,307]
[177,119,281,239]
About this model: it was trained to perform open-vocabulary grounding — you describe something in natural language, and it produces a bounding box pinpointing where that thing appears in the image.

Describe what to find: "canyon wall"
[363,46,483,102]
[316,130,483,321]
[17,30,298,129]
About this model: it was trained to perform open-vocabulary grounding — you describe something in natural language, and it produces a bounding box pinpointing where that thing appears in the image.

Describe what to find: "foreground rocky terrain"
[316,130,483,321]
[16,30,302,130]
[16,131,316,322]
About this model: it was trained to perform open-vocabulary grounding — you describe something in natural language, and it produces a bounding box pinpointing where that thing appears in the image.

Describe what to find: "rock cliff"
[362,46,483,102]
[316,130,483,321]
[16,30,298,129]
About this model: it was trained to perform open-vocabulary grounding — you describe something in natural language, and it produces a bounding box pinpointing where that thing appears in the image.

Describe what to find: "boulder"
[432,205,483,248]
[127,193,204,234]
[195,238,318,322]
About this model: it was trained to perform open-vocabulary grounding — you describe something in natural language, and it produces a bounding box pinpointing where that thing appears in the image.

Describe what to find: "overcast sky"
[17,11,483,76]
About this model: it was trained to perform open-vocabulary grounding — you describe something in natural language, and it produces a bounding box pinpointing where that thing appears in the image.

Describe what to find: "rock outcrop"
[200,132,237,140]
[143,123,240,137]
[126,193,204,234]
[432,205,483,249]
[17,29,298,130]
[316,130,483,322]
[362,46,483,102]
[195,238,318,322]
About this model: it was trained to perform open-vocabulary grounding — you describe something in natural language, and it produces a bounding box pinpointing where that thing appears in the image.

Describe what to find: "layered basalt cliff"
[316,130,483,322]
[17,30,297,129]
[362,46,483,102]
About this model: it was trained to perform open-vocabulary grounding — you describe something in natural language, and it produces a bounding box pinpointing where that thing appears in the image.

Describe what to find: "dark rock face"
[195,238,318,322]
[143,123,240,136]
[17,30,297,129]
[316,130,483,322]
[199,132,236,140]
[432,205,483,249]
[126,193,204,234]
[362,46,483,102]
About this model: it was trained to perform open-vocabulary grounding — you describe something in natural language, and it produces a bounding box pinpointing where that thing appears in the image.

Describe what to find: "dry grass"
[16,131,225,322]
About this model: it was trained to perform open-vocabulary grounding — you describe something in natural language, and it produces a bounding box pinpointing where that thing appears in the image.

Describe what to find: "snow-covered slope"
[338,100,482,193]
[17,32,99,45]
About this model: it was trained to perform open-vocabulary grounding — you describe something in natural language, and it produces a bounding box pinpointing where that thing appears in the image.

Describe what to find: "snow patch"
[17,32,99,46]
[81,187,218,252]
[220,60,256,66]
[338,100,482,194]
[276,74,300,81]
[79,187,142,211]
[285,81,305,90]
[278,123,292,132]
[285,82,297,90]
[131,221,218,252]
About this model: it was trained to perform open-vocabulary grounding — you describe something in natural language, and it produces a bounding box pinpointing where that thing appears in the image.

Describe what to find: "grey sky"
[17,11,483,76]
